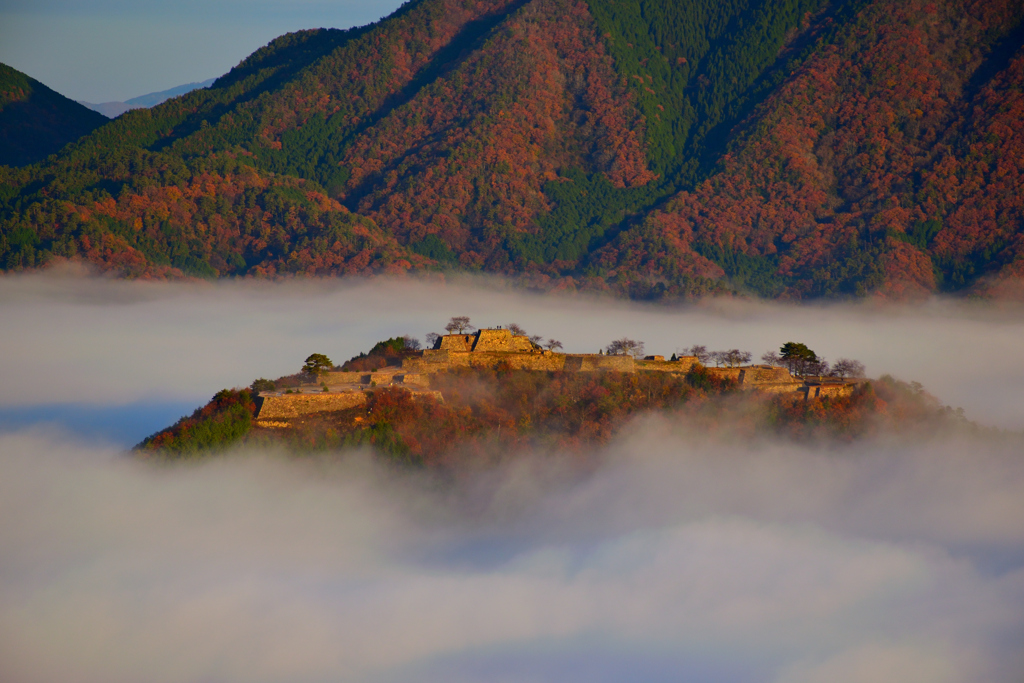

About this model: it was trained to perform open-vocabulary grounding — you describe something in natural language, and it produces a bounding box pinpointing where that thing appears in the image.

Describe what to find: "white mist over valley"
[1,270,1023,682]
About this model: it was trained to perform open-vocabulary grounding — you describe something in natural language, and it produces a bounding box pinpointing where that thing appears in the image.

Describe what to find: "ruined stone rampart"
[402,373,431,387]
[322,332,860,402]
[562,354,635,372]
[402,350,451,374]
[802,383,857,399]
[323,371,367,384]
[754,381,807,395]
[739,366,794,384]
[707,367,743,381]
[256,386,444,420]
[636,357,698,373]
[439,334,475,352]
[257,391,368,419]
[471,329,537,352]
[446,350,567,372]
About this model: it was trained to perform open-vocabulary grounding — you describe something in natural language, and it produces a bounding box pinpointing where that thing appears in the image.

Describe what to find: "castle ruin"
[254,328,860,420]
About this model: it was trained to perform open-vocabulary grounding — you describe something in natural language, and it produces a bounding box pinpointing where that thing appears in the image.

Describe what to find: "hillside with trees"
[0,63,108,167]
[1,0,1022,298]
[137,334,956,464]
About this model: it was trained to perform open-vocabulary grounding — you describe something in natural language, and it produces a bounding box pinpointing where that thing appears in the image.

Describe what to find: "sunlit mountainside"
[1,0,1022,299]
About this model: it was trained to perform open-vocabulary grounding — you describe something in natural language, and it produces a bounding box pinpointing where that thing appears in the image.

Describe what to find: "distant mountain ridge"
[80,78,217,118]
[1,0,1023,300]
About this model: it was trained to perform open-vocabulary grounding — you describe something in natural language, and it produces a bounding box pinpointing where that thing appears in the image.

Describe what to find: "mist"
[2,267,1024,429]
[1,269,1024,682]
[2,427,1023,682]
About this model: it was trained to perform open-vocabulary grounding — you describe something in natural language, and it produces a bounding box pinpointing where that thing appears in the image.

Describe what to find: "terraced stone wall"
[636,357,698,373]
[256,391,368,419]
[447,350,568,371]
[563,354,636,372]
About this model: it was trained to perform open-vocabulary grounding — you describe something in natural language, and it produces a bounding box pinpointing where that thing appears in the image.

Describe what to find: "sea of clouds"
[1,269,1022,683]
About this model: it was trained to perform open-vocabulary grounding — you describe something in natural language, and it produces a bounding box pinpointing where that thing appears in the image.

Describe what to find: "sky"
[0,269,1023,682]
[0,0,405,103]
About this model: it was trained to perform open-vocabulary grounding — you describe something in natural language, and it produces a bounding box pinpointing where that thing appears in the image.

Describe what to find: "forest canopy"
[2,0,1024,300]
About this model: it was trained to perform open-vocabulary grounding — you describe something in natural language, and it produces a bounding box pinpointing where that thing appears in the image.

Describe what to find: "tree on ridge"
[445,316,474,334]
[302,353,333,379]
[831,358,865,379]
[606,338,645,358]
[779,342,817,376]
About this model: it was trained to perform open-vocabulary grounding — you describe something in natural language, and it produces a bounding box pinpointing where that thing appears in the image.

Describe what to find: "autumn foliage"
[3,0,1024,298]
[137,368,970,467]
[137,389,257,455]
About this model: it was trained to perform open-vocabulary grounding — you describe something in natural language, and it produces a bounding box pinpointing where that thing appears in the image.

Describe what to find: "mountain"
[80,78,217,119]
[1,0,1022,299]
[0,63,108,167]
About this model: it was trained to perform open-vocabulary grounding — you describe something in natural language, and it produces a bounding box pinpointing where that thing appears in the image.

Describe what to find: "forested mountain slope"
[1,0,1022,299]
[0,63,108,167]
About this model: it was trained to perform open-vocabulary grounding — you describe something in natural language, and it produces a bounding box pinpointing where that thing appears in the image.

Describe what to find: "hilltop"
[137,321,967,465]
[2,0,1023,298]
[0,63,107,167]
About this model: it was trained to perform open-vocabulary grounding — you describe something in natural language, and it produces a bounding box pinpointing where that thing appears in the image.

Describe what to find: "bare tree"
[831,358,866,379]
[712,350,754,367]
[686,345,711,365]
[606,338,645,358]
[545,339,563,351]
[761,351,782,366]
[506,323,527,336]
[425,332,441,349]
[445,316,474,334]
[402,335,421,351]
[529,335,544,347]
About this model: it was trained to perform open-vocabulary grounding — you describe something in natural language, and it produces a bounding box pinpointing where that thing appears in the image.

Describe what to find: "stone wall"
[739,366,794,384]
[472,329,536,353]
[257,391,368,419]
[803,383,857,399]
[754,382,806,395]
[403,350,451,374]
[406,349,641,374]
[636,357,698,373]
[446,350,568,372]
[439,334,475,352]
[403,373,431,387]
[256,386,444,419]
[563,354,636,372]
[707,367,743,381]
[707,365,806,393]
[323,371,369,384]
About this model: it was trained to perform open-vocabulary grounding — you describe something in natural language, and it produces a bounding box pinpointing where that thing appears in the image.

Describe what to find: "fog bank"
[2,269,1024,427]
[2,270,1024,681]
[1,426,1022,683]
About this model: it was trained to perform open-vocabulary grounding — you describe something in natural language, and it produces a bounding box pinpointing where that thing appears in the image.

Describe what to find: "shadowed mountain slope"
[0,63,108,167]
[1,0,1022,299]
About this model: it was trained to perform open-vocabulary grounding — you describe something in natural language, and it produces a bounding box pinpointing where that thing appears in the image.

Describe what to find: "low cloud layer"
[1,425,1022,683]
[1,270,1023,681]
[2,268,1024,427]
